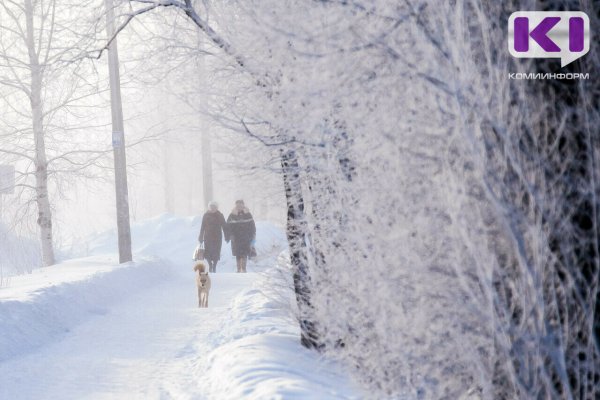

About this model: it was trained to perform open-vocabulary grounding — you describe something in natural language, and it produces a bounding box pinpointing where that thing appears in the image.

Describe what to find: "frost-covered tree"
[0,0,109,266]
[114,0,599,398]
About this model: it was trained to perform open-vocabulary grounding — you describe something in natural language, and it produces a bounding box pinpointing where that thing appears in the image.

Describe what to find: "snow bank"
[198,253,360,400]
[80,213,201,264]
[0,256,171,362]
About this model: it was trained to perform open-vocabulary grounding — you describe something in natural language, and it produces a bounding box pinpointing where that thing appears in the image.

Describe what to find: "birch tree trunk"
[281,149,320,349]
[25,0,54,267]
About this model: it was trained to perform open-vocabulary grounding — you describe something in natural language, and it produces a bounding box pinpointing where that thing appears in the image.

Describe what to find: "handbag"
[249,246,257,260]
[193,243,205,261]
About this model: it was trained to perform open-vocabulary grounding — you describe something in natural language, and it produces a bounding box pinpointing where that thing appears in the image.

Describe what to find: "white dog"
[193,261,211,308]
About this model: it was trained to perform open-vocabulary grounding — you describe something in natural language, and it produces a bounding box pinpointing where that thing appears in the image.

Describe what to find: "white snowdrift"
[0,256,171,362]
[197,254,360,400]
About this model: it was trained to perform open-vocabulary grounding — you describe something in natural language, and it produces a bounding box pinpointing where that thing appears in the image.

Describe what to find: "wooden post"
[105,0,132,263]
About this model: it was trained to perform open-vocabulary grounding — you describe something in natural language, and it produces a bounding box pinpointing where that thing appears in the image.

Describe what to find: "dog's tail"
[193,261,207,273]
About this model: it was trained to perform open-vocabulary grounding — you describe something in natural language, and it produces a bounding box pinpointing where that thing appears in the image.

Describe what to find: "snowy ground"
[0,215,359,399]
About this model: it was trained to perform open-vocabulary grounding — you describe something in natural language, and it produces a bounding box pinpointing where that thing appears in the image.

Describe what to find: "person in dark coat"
[226,199,256,273]
[198,201,227,273]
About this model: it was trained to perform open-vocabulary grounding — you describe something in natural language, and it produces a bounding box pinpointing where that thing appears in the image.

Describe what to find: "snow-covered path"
[0,262,256,400]
[0,216,359,400]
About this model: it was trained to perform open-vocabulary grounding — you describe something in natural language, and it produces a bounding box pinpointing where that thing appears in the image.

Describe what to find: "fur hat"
[208,201,219,210]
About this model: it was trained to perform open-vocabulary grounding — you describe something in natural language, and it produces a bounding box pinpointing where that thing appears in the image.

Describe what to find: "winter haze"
[0,1,599,400]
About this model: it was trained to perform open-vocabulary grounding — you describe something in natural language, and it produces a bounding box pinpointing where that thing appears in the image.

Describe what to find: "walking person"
[226,199,256,273]
[198,201,227,273]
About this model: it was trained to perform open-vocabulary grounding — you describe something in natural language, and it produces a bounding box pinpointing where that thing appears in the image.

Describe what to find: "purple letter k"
[530,17,561,51]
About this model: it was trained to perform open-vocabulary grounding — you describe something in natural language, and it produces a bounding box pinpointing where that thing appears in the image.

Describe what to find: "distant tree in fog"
[0,0,166,266]
[0,0,114,265]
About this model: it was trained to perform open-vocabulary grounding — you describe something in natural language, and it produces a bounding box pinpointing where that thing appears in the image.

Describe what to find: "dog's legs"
[200,291,208,307]
[197,286,202,308]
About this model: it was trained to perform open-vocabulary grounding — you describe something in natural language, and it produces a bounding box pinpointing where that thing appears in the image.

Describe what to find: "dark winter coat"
[226,208,256,257]
[199,210,227,261]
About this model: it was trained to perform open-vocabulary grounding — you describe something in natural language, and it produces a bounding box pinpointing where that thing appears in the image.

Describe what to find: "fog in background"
[1,1,598,398]
[0,9,285,251]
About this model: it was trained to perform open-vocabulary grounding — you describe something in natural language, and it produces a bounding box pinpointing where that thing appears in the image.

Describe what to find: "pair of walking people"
[198,199,256,273]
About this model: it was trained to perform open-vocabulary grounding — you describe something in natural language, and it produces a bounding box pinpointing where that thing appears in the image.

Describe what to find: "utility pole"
[105,0,132,263]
